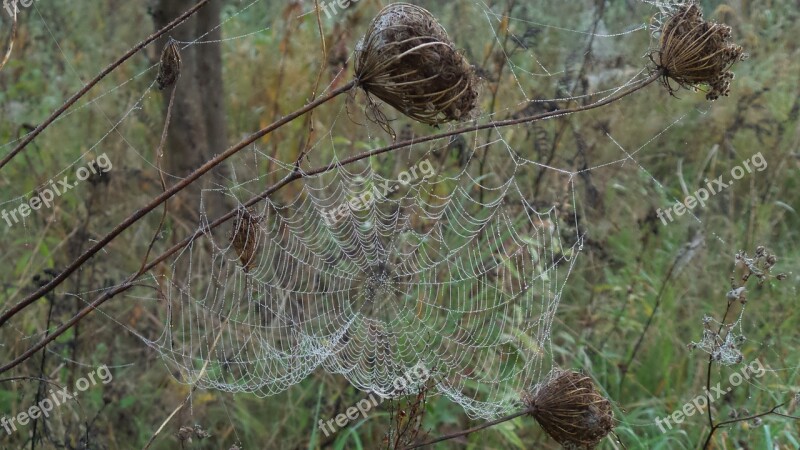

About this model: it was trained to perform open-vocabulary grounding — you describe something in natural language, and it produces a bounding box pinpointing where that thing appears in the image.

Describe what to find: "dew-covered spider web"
[3,0,781,425]
[151,145,582,418]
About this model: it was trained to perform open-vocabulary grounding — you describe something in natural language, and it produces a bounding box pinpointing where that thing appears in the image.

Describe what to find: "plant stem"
[701,297,737,447]
[404,408,532,449]
[702,401,800,449]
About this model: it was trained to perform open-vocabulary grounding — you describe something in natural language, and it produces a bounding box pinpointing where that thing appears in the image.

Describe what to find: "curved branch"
[0,0,209,171]
[0,71,662,374]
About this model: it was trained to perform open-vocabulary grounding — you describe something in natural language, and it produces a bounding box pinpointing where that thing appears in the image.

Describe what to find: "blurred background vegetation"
[0,0,798,448]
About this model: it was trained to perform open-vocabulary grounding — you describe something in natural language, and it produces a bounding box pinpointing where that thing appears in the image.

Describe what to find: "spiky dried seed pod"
[355,3,479,128]
[230,208,262,272]
[651,2,746,100]
[522,369,614,449]
[157,38,182,90]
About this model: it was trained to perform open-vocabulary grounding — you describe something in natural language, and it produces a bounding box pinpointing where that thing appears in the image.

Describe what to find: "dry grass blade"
[355,3,479,129]
[522,369,615,449]
[0,3,17,73]
[651,2,746,100]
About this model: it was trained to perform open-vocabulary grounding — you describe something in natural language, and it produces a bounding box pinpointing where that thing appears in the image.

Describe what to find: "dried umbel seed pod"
[522,369,614,449]
[157,38,182,90]
[355,3,479,128]
[230,208,262,272]
[650,2,747,100]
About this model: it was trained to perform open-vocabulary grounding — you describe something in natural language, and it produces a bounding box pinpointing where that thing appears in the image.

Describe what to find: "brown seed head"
[651,2,747,100]
[522,369,614,449]
[355,3,479,128]
[230,208,262,272]
[157,38,182,90]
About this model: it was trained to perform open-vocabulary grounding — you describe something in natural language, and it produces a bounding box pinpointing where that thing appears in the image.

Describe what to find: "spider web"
[150,142,581,418]
[2,0,770,425]
[136,0,656,419]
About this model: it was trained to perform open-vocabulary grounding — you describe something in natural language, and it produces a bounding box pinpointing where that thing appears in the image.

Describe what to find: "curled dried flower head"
[522,369,614,449]
[650,2,747,100]
[355,3,479,130]
[230,208,262,272]
[157,38,181,90]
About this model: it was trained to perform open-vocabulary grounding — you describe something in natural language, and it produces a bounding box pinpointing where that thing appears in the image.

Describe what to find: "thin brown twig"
[702,401,800,449]
[0,71,662,375]
[404,408,532,449]
[137,79,178,275]
[703,298,735,433]
[0,0,209,171]
[619,231,703,391]
[478,0,515,205]
[297,0,329,162]
[141,313,232,450]
[618,257,677,390]
[700,283,751,448]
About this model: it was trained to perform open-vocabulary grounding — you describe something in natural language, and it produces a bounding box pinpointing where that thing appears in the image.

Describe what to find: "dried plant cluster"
[691,246,786,363]
[355,3,479,127]
[652,2,746,100]
[733,245,785,285]
[384,386,428,449]
[230,208,262,273]
[522,369,615,449]
[175,425,210,447]
[157,38,182,90]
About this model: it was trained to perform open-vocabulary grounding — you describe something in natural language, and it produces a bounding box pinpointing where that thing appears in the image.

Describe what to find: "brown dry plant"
[355,3,479,129]
[157,38,182,90]
[651,2,747,100]
[230,208,262,273]
[522,369,615,449]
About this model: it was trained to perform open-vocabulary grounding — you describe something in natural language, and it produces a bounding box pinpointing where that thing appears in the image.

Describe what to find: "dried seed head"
[765,254,777,267]
[522,369,614,449]
[176,426,194,444]
[157,38,182,90]
[651,2,747,100]
[355,3,479,129]
[230,208,262,272]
